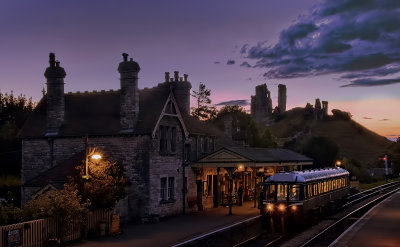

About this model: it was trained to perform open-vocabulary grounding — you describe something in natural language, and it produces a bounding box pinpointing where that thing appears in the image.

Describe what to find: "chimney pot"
[55,61,60,67]
[122,53,128,62]
[174,71,179,81]
[179,77,183,82]
[184,74,188,81]
[49,53,56,67]
[165,72,170,82]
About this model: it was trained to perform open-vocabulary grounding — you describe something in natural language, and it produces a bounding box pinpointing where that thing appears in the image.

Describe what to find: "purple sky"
[0,0,399,139]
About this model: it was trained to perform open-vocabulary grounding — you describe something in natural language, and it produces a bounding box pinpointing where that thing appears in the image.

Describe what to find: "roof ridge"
[66,89,120,95]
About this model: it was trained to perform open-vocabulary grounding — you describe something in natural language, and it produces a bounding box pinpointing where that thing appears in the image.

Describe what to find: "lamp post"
[83,135,102,180]
[82,135,101,239]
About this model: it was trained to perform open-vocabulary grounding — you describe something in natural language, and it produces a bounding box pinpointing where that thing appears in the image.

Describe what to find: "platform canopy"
[191,146,313,168]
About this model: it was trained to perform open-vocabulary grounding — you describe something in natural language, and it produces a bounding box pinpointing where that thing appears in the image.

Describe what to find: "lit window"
[277,184,288,201]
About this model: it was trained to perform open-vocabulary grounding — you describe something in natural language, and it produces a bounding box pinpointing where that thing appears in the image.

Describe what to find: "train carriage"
[262,168,350,217]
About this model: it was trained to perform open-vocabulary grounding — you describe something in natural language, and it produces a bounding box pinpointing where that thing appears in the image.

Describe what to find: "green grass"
[0,175,21,188]
[359,179,397,190]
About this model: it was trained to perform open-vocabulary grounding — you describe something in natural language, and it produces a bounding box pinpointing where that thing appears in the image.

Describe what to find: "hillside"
[269,107,394,166]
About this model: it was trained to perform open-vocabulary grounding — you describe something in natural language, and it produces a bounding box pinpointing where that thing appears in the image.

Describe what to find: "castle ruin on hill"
[251,83,286,123]
[250,83,329,123]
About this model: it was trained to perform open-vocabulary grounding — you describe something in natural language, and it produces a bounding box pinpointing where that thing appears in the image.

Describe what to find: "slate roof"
[223,146,313,163]
[19,84,221,138]
[193,146,313,167]
[24,151,85,189]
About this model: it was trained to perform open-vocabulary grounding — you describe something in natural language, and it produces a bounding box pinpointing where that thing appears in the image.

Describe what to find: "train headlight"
[267,203,274,211]
[292,205,297,211]
[278,204,285,211]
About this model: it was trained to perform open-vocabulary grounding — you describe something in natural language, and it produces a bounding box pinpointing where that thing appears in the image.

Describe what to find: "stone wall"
[22,135,152,221]
[148,116,185,217]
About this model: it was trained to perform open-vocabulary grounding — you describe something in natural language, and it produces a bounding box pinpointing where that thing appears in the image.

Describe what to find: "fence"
[0,210,111,247]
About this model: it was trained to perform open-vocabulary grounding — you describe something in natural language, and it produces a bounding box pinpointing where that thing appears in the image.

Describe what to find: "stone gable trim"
[152,92,189,139]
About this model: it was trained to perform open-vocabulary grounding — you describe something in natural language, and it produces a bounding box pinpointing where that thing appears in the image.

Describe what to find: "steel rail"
[343,181,400,207]
[300,186,400,247]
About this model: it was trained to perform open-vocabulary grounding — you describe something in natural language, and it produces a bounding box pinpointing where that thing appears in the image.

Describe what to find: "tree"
[191,83,217,120]
[302,136,339,168]
[214,105,276,148]
[69,158,127,210]
[0,91,35,176]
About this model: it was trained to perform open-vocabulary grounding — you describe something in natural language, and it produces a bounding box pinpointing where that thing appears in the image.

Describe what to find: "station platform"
[332,191,400,247]
[73,201,260,247]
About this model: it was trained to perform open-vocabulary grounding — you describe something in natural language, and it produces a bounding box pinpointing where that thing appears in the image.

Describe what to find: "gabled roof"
[192,146,313,168]
[223,146,313,163]
[19,83,220,138]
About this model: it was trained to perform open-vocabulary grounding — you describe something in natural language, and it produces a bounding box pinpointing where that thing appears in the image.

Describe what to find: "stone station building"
[19,53,312,221]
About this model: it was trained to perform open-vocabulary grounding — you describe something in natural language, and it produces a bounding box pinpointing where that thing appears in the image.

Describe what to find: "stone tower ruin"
[278,84,287,113]
[251,84,273,123]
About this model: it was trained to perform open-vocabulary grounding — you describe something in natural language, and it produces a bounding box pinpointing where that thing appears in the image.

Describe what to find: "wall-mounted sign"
[6,228,22,246]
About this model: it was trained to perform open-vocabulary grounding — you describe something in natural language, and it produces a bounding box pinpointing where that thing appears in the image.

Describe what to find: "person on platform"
[238,185,243,206]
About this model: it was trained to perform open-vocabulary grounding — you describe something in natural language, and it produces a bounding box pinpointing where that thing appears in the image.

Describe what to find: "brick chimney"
[118,53,140,133]
[167,71,192,115]
[44,53,66,136]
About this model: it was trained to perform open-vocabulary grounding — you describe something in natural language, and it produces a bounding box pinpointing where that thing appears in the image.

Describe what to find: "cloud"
[240,44,249,54]
[340,77,400,87]
[227,59,236,65]
[363,117,373,119]
[215,100,249,106]
[240,61,252,68]
[214,61,220,64]
[379,118,390,121]
[242,0,400,87]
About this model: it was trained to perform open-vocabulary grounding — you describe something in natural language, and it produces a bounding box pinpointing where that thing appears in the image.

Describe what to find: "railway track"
[300,185,400,247]
[236,181,400,247]
[344,181,400,206]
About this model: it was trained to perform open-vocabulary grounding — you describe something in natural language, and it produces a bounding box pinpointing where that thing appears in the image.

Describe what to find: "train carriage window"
[289,184,300,201]
[277,184,288,201]
[266,184,276,200]
[313,183,317,196]
[319,182,322,194]
[323,181,327,193]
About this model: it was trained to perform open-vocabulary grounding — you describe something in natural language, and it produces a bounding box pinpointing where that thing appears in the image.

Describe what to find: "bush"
[22,184,89,240]
[331,109,352,120]
[0,203,22,225]
[342,158,375,183]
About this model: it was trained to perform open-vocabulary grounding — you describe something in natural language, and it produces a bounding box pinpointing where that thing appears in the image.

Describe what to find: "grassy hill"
[269,107,394,166]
